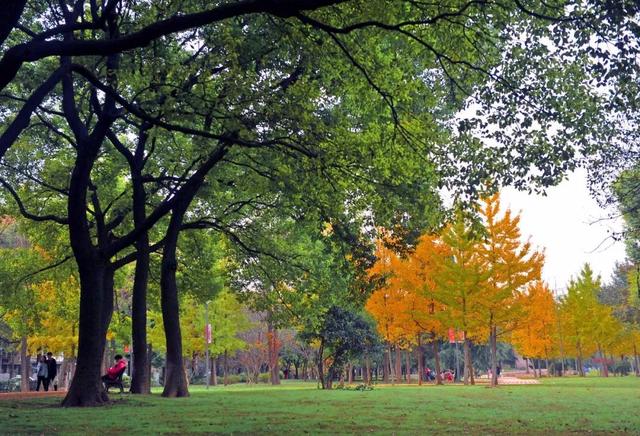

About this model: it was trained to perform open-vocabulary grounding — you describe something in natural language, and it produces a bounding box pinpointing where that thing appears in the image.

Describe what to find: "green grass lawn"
[2,377,640,435]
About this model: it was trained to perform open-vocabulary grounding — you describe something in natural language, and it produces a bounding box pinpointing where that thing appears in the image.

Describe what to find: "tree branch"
[0,176,69,224]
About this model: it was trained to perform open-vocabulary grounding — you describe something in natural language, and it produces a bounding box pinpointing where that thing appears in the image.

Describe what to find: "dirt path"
[0,390,66,401]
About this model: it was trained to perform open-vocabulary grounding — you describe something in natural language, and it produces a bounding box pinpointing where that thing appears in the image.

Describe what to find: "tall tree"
[479,193,544,386]
[511,281,557,375]
[432,213,489,385]
[561,264,602,377]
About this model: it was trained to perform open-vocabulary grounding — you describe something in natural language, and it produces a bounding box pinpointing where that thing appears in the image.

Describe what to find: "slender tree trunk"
[432,338,442,385]
[211,357,218,386]
[394,344,402,385]
[525,357,530,374]
[383,344,391,383]
[404,350,411,383]
[347,363,353,384]
[318,340,325,389]
[633,344,640,377]
[490,325,498,387]
[545,359,549,377]
[416,342,424,386]
[365,354,371,385]
[7,351,14,378]
[20,335,29,392]
[326,366,334,389]
[223,350,229,386]
[267,322,280,385]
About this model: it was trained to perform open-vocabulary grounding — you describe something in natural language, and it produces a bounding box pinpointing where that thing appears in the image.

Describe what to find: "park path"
[0,390,66,401]
[496,377,539,385]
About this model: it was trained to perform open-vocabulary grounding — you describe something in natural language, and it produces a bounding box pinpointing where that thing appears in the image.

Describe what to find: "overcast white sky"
[501,169,626,293]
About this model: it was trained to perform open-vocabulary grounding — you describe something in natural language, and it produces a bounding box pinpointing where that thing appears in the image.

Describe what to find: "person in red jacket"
[102,354,127,382]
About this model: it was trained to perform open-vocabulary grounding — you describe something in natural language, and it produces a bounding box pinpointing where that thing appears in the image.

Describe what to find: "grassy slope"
[2,377,640,435]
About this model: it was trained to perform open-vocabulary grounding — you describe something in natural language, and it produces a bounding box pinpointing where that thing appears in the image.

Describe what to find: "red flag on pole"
[205,324,212,344]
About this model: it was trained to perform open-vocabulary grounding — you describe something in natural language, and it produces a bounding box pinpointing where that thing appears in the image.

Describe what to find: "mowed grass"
[2,377,640,435]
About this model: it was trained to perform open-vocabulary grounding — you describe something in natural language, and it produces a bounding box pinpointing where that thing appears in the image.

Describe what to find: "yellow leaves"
[511,281,557,359]
[24,277,79,355]
[366,192,546,349]
[479,193,544,327]
[321,222,333,237]
[365,230,444,346]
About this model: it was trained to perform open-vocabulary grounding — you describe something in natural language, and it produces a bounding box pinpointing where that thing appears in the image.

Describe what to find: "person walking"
[46,352,58,391]
[36,355,49,391]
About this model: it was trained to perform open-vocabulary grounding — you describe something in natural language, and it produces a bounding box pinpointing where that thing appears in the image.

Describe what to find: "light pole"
[205,301,211,389]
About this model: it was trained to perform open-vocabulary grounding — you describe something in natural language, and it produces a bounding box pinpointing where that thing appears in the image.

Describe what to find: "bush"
[334,383,373,391]
[614,360,631,376]
[258,373,270,383]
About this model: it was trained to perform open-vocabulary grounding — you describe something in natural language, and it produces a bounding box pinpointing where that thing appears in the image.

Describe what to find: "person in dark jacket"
[46,352,58,391]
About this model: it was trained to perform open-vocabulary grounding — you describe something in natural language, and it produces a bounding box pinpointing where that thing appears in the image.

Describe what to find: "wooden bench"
[102,367,126,393]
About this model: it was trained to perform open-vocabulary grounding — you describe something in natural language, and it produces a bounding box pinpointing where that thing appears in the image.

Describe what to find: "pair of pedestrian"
[35,352,58,392]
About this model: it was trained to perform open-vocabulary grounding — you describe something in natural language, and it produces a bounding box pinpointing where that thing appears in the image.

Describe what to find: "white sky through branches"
[501,169,626,293]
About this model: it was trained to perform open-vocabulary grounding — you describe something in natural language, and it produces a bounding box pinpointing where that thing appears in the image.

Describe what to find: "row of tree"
[365,194,640,385]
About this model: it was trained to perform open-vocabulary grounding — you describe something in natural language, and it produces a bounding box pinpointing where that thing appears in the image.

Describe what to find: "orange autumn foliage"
[511,281,557,360]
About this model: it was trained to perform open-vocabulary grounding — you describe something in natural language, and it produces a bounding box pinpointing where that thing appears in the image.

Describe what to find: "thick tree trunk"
[432,338,442,385]
[160,211,189,398]
[598,346,609,377]
[20,335,29,392]
[62,263,114,406]
[347,363,353,384]
[318,341,325,389]
[159,139,228,396]
[130,233,150,394]
[0,0,26,46]
[463,338,473,385]
[126,123,152,394]
[490,326,498,387]
[577,343,585,377]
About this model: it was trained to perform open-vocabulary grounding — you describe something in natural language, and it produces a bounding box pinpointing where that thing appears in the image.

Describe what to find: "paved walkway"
[475,376,540,385]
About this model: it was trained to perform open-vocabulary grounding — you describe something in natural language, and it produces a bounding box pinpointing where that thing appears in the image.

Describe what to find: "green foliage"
[301,306,378,379]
